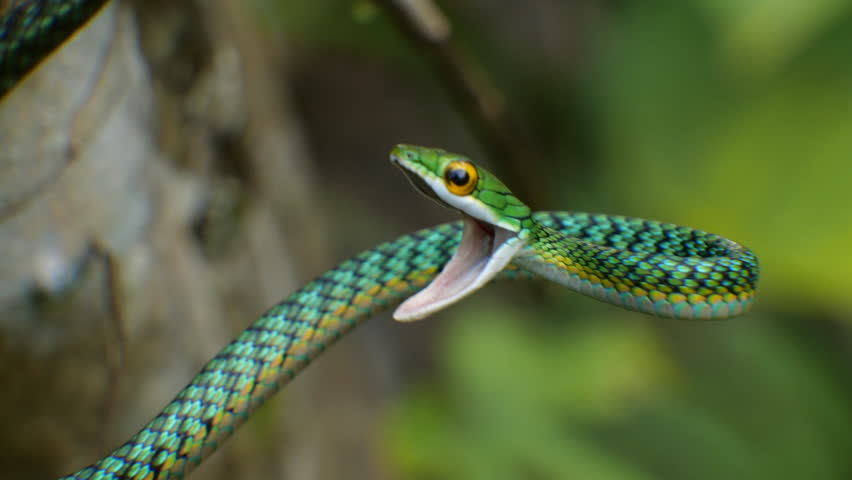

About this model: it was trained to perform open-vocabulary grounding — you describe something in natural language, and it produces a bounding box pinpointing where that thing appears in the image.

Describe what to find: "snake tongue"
[394,214,526,322]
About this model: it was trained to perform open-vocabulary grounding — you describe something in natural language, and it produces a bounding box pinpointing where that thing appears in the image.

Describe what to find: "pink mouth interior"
[394,214,520,321]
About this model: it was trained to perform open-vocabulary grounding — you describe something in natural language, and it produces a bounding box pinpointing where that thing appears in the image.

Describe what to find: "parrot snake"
[0,3,759,479]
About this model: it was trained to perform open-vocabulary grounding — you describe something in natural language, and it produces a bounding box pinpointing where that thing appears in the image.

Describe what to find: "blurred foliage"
[255,0,413,60]
[257,0,852,479]
[384,302,852,479]
[384,304,671,480]
[590,0,852,315]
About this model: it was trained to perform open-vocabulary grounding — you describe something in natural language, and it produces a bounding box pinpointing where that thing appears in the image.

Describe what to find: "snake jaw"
[393,214,527,322]
[390,148,521,233]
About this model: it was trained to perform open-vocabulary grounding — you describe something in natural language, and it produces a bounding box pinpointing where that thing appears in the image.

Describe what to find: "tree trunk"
[0,2,369,478]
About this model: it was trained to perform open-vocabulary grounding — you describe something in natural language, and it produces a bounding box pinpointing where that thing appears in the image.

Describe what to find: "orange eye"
[444,161,478,196]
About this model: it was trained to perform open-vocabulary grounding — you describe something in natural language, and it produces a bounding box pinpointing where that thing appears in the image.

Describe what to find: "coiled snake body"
[67,146,758,480]
[0,4,759,479]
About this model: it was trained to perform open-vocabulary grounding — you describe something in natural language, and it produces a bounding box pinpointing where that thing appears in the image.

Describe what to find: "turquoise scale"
[58,213,757,479]
[0,5,758,477]
[0,0,111,97]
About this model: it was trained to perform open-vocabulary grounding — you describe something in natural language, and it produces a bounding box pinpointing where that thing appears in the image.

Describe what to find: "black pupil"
[447,168,470,186]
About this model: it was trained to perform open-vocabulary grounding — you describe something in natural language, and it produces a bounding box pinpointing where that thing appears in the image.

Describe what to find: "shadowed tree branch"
[376,0,547,205]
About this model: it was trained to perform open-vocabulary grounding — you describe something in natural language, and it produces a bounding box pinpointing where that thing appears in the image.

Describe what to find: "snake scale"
[1,2,760,479]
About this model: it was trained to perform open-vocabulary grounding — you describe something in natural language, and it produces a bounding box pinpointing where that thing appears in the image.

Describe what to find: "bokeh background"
[1,0,851,479]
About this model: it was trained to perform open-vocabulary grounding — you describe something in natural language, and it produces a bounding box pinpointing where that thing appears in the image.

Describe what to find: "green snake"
[0,0,111,98]
[2,3,760,479]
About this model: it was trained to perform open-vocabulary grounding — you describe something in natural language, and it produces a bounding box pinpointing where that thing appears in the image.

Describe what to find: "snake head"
[390,144,533,321]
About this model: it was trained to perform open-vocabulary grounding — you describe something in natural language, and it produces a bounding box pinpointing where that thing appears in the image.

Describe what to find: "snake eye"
[444,161,478,196]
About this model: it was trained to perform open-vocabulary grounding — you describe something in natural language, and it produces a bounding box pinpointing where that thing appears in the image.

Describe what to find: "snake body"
[0,0,109,98]
[56,146,757,480]
[0,5,759,479]
[61,211,757,480]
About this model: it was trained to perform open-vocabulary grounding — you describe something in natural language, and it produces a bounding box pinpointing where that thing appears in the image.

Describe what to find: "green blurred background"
[255,0,852,478]
[5,0,851,478]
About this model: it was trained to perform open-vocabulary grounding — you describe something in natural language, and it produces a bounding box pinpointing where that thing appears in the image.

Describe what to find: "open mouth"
[393,213,525,321]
